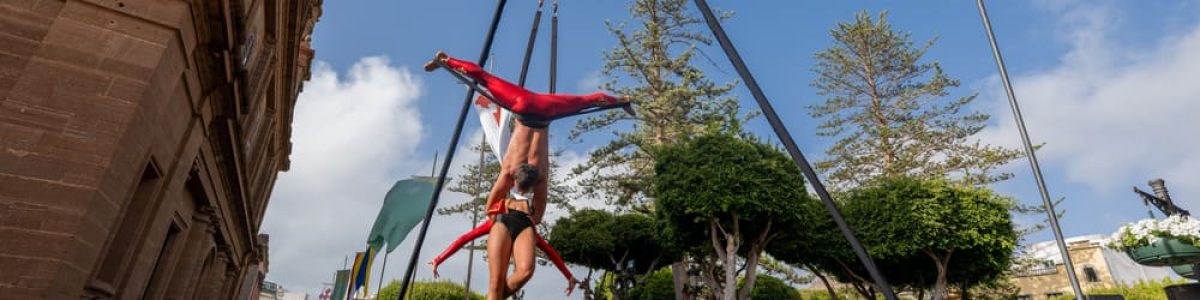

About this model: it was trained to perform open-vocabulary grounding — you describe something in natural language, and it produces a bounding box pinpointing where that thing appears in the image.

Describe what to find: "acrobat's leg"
[533,92,636,121]
[487,219,515,300]
[430,219,495,277]
[426,52,535,114]
[506,224,537,296]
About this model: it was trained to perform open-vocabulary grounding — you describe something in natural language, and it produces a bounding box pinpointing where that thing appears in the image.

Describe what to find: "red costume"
[432,219,576,283]
[443,56,628,126]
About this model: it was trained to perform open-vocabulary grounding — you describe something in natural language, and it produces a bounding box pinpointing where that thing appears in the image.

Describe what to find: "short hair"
[513,163,540,192]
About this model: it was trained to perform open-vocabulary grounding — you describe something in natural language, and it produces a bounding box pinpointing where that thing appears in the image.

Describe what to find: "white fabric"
[474,95,513,160]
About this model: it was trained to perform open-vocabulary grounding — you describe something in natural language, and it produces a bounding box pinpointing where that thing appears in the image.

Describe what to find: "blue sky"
[261,0,1200,297]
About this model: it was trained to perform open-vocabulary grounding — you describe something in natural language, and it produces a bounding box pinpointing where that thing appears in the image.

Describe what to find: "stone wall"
[0,0,320,299]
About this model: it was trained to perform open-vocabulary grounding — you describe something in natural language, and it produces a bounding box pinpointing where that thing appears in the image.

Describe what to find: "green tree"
[808,11,1022,188]
[840,177,1018,300]
[572,0,750,297]
[627,267,676,300]
[439,143,501,221]
[654,133,815,300]
[547,209,678,300]
[376,280,483,300]
[569,0,745,212]
[766,202,854,299]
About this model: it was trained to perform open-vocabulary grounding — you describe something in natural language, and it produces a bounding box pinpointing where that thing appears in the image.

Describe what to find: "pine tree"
[809,11,1023,189]
[440,142,501,217]
[569,0,745,212]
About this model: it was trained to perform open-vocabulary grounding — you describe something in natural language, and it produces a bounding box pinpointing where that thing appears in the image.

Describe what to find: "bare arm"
[486,171,514,215]
[532,179,548,224]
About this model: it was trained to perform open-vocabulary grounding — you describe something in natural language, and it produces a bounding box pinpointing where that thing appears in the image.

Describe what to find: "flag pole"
[376,253,389,297]
[397,0,509,295]
[464,140,485,299]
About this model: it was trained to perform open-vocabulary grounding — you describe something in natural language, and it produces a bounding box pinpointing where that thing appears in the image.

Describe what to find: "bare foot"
[423,51,449,72]
[428,261,441,278]
[620,96,636,117]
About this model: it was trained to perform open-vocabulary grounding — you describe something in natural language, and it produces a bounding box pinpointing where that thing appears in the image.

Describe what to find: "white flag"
[473,95,512,160]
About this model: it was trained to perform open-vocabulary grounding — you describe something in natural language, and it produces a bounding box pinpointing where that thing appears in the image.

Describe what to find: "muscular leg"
[506,226,537,295]
[487,219,514,300]
[428,52,634,119]
[430,55,535,114]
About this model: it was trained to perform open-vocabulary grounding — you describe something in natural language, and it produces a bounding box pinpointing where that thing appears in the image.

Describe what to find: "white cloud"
[261,58,595,298]
[261,56,428,294]
[976,1,1200,206]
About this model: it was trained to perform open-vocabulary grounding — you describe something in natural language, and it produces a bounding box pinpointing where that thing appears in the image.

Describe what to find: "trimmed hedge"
[376,280,484,300]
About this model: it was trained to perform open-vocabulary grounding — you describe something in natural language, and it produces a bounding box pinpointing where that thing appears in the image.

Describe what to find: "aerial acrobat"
[424,51,634,298]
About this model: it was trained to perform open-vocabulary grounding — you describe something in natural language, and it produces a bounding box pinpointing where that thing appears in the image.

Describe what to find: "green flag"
[367,176,437,253]
[331,269,351,300]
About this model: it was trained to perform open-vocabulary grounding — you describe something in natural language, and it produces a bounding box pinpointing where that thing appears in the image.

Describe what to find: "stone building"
[0,0,321,299]
[1011,235,1178,300]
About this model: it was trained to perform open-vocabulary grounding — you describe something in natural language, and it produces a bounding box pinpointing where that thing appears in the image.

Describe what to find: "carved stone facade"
[0,0,321,299]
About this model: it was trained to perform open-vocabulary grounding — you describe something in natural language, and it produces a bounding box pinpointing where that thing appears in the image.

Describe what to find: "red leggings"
[445,57,620,121]
[432,219,576,283]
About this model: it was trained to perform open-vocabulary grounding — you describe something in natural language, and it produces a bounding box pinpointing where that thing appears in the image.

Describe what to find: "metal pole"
[464,143,483,300]
[375,253,389,296]
[396,0,509,298]
[975,1,1083,299]
[690,0,896,298]
[518,0,544,87]
[549,0,558,93]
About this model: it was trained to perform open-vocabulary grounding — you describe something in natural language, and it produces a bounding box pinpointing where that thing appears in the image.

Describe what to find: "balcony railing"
[1011,267,1058,277]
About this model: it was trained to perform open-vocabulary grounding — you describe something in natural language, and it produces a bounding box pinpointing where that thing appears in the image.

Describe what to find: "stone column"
[193,248,229,300]
[219,260,242,300]
[165,206,216,299]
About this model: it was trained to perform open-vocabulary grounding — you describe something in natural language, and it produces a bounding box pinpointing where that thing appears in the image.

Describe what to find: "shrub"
[376,280,484,300]
[628,268,676,300]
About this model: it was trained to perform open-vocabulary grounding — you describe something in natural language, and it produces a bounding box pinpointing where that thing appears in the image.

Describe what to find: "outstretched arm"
[429,219,495,278]
[535,234,577,283]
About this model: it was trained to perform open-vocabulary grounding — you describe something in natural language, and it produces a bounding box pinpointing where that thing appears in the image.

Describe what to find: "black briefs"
[496,210,533,242]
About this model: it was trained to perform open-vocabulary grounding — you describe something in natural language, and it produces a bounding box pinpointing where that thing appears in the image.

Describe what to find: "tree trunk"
[835,258,879,300]
[926,249,954,300]
[960,281,971,300]
[707,224,726,298]
[738,247,761,300]
[737,222,772,300]
[700,255,721,299]
[583,268,595,300]
[722,230,737,300]
[672,259,688,300]
[805,263,839,300]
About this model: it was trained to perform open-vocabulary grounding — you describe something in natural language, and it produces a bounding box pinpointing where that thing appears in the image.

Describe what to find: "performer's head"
[514,163,540,193]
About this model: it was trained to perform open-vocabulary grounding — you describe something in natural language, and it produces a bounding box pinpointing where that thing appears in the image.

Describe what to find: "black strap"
[396,0,509,298]
[549,0,559,93]
[691,0,898,298]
